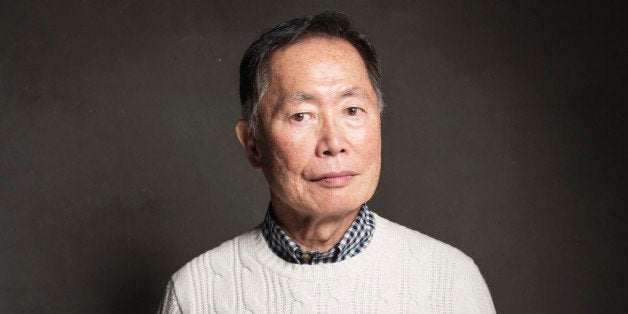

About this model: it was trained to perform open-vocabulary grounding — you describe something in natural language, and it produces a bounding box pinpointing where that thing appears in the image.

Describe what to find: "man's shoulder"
[162,228,262,312]
[170,228,260,283]
[375,213,495,313]
[374,213,474,265]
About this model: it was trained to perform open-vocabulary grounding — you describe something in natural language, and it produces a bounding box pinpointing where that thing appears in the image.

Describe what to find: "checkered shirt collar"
[261,203,375,265]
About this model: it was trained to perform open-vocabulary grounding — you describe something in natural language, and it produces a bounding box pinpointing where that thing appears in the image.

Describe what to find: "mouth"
[309,171,358,187]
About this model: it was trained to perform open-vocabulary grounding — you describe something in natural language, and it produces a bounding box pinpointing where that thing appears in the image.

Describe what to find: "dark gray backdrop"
[1,1,626,313]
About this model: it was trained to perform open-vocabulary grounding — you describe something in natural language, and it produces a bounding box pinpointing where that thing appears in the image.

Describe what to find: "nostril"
[322,149,345,156]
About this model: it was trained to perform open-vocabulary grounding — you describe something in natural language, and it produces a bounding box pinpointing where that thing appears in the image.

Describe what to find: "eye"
[346,107,363,116]
[290,112,309,122]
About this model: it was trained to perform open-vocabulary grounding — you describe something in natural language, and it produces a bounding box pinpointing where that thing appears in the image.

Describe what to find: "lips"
[309,171,358,187]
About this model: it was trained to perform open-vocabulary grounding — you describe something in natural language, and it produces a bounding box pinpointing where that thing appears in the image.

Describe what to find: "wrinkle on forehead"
[269,37,369,83]
[271,38,372,96]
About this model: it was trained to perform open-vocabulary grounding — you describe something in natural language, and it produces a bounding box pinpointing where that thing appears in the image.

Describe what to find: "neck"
[271,202,360,252]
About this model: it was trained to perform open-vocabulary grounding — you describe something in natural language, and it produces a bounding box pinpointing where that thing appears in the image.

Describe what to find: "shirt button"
[301,253,311,261]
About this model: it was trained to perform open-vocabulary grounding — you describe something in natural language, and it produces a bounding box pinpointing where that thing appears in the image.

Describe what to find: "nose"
[315,118,347,157]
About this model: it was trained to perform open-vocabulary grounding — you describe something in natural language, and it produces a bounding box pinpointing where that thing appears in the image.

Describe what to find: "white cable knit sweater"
[159,214,495,313]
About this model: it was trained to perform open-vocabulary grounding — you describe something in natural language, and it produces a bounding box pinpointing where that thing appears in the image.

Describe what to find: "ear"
[235,119,262,169]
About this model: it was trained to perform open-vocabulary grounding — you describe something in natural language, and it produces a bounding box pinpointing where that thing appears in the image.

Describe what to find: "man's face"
[243,37,381,219]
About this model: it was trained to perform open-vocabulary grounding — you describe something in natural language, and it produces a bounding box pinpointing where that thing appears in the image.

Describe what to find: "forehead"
[266,37,370,89]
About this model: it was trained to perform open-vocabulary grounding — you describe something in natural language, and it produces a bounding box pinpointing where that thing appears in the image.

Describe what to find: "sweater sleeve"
[453,258,496,314]
[158,279,182,314]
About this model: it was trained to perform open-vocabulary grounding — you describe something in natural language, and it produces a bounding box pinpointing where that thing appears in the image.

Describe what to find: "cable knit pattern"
[159,214,495,313]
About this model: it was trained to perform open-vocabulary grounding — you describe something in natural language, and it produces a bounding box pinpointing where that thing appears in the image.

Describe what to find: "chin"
[310,195,366,216]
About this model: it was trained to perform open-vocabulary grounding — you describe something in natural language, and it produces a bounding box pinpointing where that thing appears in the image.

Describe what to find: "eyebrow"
[288,92,315,102]
[280,87,364,105]
[275,92,314,110]
[341,87,360,97]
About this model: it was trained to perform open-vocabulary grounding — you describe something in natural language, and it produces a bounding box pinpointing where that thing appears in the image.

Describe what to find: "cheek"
[363,126,382,186]
[353,122,381,159]
[266,133,310,174]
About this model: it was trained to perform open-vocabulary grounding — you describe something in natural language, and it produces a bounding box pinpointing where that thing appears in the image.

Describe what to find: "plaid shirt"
[261,203,375,265]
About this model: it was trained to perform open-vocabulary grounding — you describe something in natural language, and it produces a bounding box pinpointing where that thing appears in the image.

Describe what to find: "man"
[160,11,495,313]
